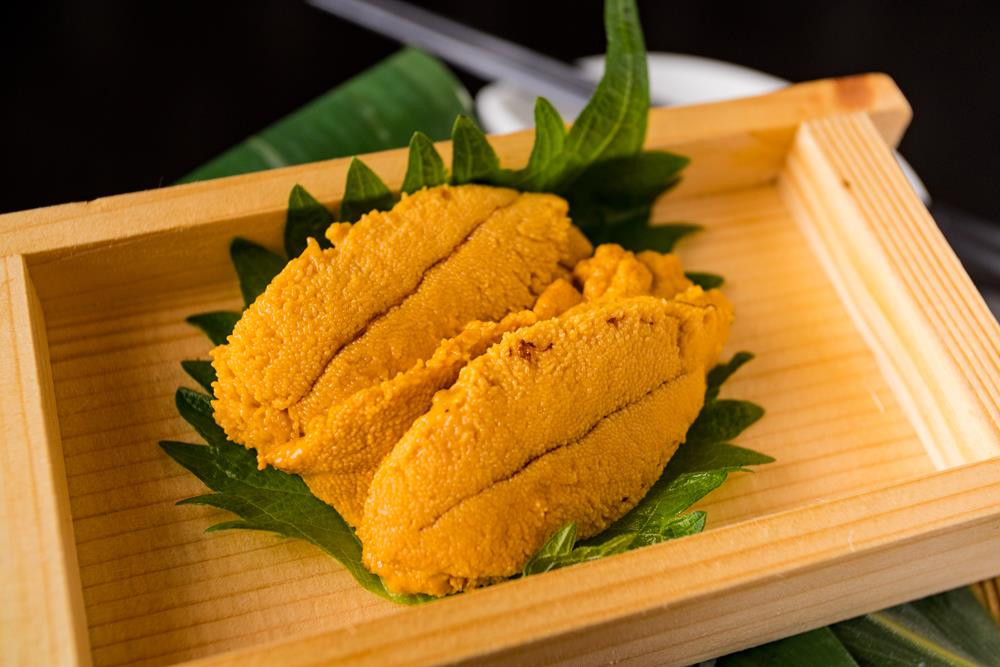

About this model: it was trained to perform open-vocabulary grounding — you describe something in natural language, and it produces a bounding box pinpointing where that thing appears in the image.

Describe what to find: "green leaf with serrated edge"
[565,153,689,248]
[555,0,650,189]
[706,351,754,402]
[161,441,428,605]
[666,442,774,478]
[508,98,568,191]
[181,360,216,394]
[620,221,701,253]
[523,521,636,575]
[628,510,707,548]
[520,351,770,572]
[686,271,725,291]
[832,588,1000,667]
[522,522,577,575]
[567,151,689,208]
[686,400,764,445]
[175,388,229,448]
[401,132,447,194]
[717,627,859,667]
[570,202,651,239]
[450,115,500,184]
[180,49,472,183]
[285,185,334,258]
[590,437,771,544]
[231,238,286,307]
[186,311,240,346]
[604,470,730,539]
[340,158,395,222]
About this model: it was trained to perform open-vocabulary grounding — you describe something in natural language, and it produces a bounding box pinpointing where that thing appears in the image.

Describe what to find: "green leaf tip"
[523,522,636,576]
[686,271,725,290]
[181,360,216,394]
[450,115,500,184]
[186,311,240,346]
[402,132,447,194]
[174,387,229,449]
[558,0,649,184]
[508,97,568,191]
[286,184,334,258]
[706,351,754,401]
[230,238,286,307]
[340,158,395,222]
[686,400,765,446]
[162,398,430,605]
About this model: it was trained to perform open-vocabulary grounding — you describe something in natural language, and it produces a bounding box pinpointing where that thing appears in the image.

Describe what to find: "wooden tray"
[2,74,998,667]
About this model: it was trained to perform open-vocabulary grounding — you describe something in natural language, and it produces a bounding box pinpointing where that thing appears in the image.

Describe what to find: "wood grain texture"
[780,113,1000,466]
[38,184,934,666]
[186,458,1000,667]
[1,75,997,666]
[0,256,91,666]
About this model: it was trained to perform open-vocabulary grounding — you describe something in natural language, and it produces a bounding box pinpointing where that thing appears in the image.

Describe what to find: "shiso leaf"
[285,184,334,258]
[686,271,725,290]
[631,509,707,547]
[450,115,501,184]
[686,399,765,446]
[666,441,774,476]
[523,522,635,576]
[717,628,860,667]
[509,97,568,191]
[555,0,651,188]
[402,131,448,194]
[706,351,754,402]
[231,238,286,308]
[163,391,429,605]
[558,150,688,249]
[618,221,701,253]
[522,522,577,575]
[175,387,228,447]
[340,158,395,222]
[181,360,216,394]
[186,311,240,346]
[566,151,689,209]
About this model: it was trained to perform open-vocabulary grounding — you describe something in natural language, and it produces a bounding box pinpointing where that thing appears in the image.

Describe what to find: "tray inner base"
[36,183,932,666]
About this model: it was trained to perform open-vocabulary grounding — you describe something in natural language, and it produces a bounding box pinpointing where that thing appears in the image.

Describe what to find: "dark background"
[3,1,999,221]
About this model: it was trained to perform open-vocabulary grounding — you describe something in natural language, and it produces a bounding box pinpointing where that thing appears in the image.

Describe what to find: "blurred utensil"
[306,0,597,110]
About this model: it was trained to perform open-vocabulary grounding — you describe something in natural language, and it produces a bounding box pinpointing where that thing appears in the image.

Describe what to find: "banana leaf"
[718,589,1000,666]
[180,48,471,182]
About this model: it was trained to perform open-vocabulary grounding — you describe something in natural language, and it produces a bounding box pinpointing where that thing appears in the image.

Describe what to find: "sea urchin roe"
[208,180,736,597]
[264,280,587,526]
[359,289,732,596]
[267,310,541,526]
[288,192,589,429]
[573,243,692,301]
[220,185,518,409]
[211,185,590,456]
